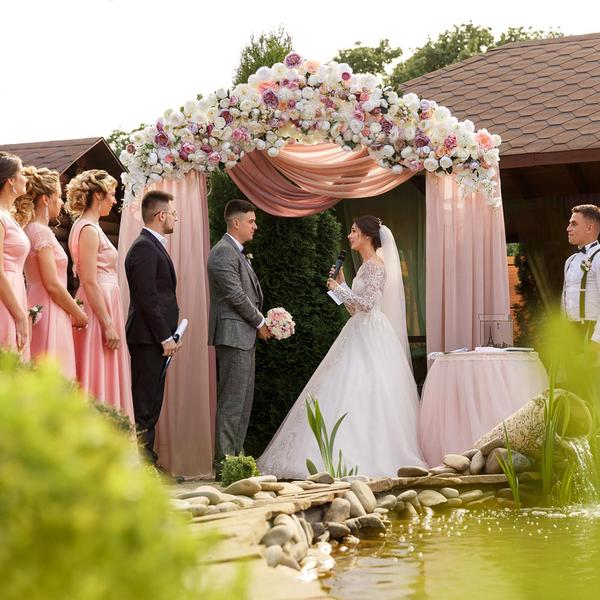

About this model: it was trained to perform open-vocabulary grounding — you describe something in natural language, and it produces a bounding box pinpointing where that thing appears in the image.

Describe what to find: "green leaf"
[306,458,318,475]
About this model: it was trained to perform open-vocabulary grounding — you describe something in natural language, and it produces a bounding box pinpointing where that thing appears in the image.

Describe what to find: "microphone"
[331,250,347,279]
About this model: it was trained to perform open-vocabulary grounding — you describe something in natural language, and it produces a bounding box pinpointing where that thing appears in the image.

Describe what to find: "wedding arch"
[118,52,509,478]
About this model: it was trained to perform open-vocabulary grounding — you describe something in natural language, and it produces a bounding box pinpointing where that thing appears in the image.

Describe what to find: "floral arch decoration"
[121,52,501,207]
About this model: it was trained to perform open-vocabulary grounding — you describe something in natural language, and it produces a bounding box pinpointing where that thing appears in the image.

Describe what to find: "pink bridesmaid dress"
[68,218,134,421]
[0,209,31,360]
[24,222,76,379]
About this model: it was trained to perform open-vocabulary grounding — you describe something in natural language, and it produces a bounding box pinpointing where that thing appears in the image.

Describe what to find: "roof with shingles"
[0,137,105,173]
[401,33,600,158]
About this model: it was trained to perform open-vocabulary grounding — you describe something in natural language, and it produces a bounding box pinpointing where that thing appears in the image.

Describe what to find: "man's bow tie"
[240,246,247,255]
[579,247,588,254]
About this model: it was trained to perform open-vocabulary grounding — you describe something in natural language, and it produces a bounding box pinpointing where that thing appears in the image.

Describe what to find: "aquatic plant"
[497,421,521,508]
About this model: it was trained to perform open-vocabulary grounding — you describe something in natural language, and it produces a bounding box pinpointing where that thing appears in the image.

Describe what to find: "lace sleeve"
[331,260,385,313]
[27,224,55,253]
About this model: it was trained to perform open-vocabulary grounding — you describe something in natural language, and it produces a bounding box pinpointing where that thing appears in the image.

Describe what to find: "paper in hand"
[160,318,188,379]
[327,282,351,305]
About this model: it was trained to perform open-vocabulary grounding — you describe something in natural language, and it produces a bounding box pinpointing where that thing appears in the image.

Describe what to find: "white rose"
[214,116,226,130]
[391,164,403,174]
[362,100,376,112]
[386,91,399,104]
[382,144,395,157]
[149,173,162,182]
[484,148,500,163]
[321,121,331,131]
[404,127,416,141]
[370,122,382,134]
[402,93,420,111]
[147,152,158,165]
[256,66,272,81]
[301,87,314,100]
[267,147,279,157]
[219,98,230,108]
[266,131,278,143]
[131,131,145,144]
[307,74,320,87]
[401,146,414,159]
[424,157,439,172]
[183,100,198,114]
[350,119,363,134]
[256,139,266,150]
[216,88,228,99]
[272,63,286,78]
[492,134,502,146]
[352,134,360,143]
[247,74,259,87]
[440,155,453,170]
[463,119,475,132]
[457,148,470,160]
[240,100,253,112]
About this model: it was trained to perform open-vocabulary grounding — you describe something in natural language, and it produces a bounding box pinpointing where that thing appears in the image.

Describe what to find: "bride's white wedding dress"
[257,226,426,479]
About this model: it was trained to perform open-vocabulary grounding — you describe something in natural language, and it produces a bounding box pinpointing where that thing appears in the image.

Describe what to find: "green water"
[322,507,600,600]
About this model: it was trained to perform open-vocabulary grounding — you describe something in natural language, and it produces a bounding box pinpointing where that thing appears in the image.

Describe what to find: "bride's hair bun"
[353,215,382,249]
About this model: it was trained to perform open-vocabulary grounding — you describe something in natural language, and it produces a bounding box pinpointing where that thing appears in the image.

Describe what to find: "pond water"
[322,507,600,600]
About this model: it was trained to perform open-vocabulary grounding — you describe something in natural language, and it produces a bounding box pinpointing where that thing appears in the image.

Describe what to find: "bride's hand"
[327,277,339,291]
[328,264,345,284]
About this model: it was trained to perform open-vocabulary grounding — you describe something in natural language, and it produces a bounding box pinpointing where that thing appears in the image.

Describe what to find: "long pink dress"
[0,209,31,361]
[68,217,134,421]
[24,222,76,379]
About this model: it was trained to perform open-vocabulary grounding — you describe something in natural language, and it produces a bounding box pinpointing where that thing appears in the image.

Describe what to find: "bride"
[257,215,426,479]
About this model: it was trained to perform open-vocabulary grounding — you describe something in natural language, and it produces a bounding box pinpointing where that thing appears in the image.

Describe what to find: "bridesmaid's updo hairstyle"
[65,169,117,218]
[13,167,60,227]
[353,215,382,249]
[0,152,22,192]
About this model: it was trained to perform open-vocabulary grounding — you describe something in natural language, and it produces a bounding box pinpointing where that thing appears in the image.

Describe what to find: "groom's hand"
[162,338,178,357]
[258,324,272,340]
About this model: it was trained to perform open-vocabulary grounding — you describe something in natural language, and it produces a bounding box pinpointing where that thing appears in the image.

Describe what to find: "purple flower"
[268,117,281,128]
[262,88,279,108]
[188,122,199,134]
[126,143,136,154]
[156,120,164,132]
[469,160,480,170]
[380,119,393,134]
[288,99,297,108]
[200,144,212,154]
[284,52,303,68]
[206,124,214,136]
[219,109,234,125]
[414,130,430,148]
[341,71,351,81]
[154,131,169,147]
[444,134,457,149]
[409,160,424,172]
[178,142,195,161]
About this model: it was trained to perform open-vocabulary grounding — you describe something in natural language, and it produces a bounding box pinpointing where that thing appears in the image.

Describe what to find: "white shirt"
[225,233,264,330]
[562,240,600,343]
[143,226,167,246]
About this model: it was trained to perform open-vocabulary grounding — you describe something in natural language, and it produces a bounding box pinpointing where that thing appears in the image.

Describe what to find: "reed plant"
[497,421,521,508]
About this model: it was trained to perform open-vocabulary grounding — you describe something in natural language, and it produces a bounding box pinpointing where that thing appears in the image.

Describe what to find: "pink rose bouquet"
[265,307,295,340]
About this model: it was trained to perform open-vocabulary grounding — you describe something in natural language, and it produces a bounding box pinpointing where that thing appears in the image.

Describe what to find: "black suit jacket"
[125,228,179,345]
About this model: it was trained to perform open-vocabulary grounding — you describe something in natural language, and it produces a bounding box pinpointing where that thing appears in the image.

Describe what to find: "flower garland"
[121,52,501,206]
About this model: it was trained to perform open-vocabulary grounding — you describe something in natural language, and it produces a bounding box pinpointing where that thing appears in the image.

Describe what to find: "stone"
[327,522,352,539]
[374,507,389,515]
[308,472,335,484]
[344,518,360,534]
[290,514,309,545]
[485,448,531,475]
[496,487,515,499]
[417,489,448,507]
[299,518,314,545]
[394,500,406,513]
[496,498,518,508]
[222,478,262,496]
[248,474,278,483]
[323,498,352,524]
[403,503,419,519]
[445,497,463,508]
[170,499,192,511]
[216,501,239,513]
[477,438,505,456]
[397,489,418,502]
[342,490,367,518]
[356,515,386,532]
[265,544,284,567]
[189,504,209,517]
[377,494,398,510]
[176,486,222,504]
[260,482,285,492]
[462,448,479,459]
[343,535,360,546]
[458,489,484,503]
[397,466,430,477]
[291,481,317,490]
[260,525,295,547]
[341,475,370,483]
[317,531,330,543]
[470,450,486,475]
[440,487,459,498]
[276,483,305,495]
[350,481,377,513]
[253,491,277,500]
[466,496,496,509]
[205,506,220,516]
[290,542,309,562]
[274,514,302,542]
[428,466,459,476]
[279,554,301,571]
[312,522,326,539]
[443,454,471,471]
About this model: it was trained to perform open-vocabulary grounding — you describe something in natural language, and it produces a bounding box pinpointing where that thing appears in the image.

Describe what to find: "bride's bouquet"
[265,307,295,340]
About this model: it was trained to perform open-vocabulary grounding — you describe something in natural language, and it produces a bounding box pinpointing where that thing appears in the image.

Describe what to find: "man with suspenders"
[562,205,600,382]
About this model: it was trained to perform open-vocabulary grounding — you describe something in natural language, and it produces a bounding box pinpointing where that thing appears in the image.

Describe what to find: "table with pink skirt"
[419,350,549,467]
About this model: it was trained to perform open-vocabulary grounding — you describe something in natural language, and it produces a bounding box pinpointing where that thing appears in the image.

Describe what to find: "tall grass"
[497,421,521,508]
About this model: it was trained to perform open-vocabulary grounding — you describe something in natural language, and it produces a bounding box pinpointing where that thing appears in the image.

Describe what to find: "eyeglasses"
[153,209,178,218]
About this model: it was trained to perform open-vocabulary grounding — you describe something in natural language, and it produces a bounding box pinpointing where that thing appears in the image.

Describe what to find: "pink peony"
[444,133,458,149]
[178,142,195,161]
[232,127,249,143]
[208,152,221,165]
[284,52,303,68]
[200,144,212,154]
[219,109,234,125]
[228,95,239,106]
[380,119,393,134]
[414,131,430,148]
[126,143,136,154]
[475,129,495,151]
[262,88,279,108]
[341,71,351,81]
[154,131,169,147]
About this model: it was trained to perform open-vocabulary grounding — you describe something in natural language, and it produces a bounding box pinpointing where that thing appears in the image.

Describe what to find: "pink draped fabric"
[425,173,509,356]
[118,170,216,478]
[230,144,415,217]
[419,352,548,466]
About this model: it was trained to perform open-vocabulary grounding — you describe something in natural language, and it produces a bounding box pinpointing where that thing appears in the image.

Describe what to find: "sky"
[2,0,599,145]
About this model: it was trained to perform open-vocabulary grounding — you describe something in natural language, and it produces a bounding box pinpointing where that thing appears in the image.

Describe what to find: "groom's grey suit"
[207,233,264,472]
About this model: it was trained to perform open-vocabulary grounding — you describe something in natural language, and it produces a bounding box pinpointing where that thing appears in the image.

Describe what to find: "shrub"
[221,454,261,487]
[0,352,244,600]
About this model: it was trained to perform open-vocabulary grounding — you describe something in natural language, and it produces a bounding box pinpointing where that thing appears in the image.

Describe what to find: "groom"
[207,199,271,477]
[125,190,180,465]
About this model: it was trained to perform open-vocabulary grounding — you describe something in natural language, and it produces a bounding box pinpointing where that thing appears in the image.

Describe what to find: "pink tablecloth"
[419,351,548,467]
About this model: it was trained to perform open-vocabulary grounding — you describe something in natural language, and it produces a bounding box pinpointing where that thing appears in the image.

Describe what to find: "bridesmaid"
[0,152,30,359]
[14,166,88,378]
[66,169,134,421]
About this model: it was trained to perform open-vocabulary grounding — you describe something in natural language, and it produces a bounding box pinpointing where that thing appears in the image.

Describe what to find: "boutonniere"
[581,259,592,273]
[246,253,254,262]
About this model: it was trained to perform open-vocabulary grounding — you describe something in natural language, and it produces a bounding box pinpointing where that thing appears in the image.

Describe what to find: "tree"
[106,123,147,156]
[333,39,402,80]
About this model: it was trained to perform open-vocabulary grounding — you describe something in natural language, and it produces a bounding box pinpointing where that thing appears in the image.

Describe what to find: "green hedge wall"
[207,171,346,456]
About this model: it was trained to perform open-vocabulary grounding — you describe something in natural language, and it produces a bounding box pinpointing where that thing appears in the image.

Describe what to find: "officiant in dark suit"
[125,190,180,464]
[207,199,272,477]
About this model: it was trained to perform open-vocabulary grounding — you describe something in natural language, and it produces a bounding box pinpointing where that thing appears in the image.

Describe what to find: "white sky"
[1,0,599,144]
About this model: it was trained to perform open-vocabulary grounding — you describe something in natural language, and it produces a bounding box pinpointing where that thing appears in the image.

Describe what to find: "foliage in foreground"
[0,352,246,600]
